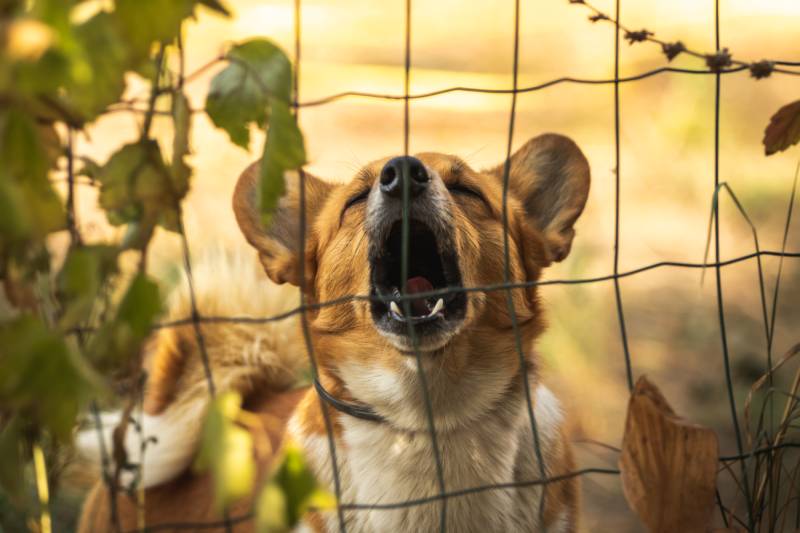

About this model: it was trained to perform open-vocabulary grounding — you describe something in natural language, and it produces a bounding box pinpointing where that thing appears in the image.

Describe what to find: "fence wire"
[60,0,800,531]
[293,2,348,532]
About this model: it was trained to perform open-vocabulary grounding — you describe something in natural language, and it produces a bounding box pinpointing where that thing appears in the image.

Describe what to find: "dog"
[78,133,590,532]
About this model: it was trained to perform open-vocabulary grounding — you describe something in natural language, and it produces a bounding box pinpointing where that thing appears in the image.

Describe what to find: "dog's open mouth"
[370,219,466,343]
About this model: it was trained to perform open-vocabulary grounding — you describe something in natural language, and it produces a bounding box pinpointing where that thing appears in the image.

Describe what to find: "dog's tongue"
[406,276,433,316]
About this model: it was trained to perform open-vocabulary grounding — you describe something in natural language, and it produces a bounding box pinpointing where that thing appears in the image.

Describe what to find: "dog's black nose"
[379,156,429,199]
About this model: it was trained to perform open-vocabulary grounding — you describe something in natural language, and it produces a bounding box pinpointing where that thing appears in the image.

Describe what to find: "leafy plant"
[0,0,313,528]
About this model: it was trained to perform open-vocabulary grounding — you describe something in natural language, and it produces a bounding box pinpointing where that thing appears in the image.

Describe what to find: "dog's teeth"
[429,298,444,316]
[390,301,403,317]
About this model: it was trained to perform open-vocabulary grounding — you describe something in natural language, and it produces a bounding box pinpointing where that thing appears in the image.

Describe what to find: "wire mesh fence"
[52,0,800,532]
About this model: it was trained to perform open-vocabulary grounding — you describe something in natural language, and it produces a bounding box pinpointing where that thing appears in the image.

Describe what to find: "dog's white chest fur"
[291,383,564,533]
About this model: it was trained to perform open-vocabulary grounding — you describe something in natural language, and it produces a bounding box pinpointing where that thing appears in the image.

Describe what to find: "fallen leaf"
[619,376,719,533]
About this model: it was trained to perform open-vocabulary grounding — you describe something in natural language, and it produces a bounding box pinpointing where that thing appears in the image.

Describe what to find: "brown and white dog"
[78,133,590,532]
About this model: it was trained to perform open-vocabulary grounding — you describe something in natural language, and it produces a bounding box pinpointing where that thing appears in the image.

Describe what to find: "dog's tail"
[76,248,306,489]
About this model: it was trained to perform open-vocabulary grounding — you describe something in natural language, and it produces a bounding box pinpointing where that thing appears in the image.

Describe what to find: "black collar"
[313,378,385,424]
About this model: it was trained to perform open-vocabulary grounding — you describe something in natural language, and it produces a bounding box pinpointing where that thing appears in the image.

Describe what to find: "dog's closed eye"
[343,189,369,214]
[447,183,487,205]
[340,188,370,224]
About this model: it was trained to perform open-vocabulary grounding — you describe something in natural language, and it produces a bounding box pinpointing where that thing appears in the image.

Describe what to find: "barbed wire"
[569,0,800,78]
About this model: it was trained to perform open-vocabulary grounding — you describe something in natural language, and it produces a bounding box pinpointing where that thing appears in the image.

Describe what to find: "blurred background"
[47,0,800,531]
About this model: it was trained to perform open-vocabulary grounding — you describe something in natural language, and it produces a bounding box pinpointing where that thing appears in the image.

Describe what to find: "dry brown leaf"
[763,99,800,155]
[620,376,720,533]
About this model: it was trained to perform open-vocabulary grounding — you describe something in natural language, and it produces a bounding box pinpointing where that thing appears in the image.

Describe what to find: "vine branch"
[568,0,798,78]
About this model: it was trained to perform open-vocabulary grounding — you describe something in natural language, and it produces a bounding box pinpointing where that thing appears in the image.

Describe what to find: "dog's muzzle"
[366,156,467,349]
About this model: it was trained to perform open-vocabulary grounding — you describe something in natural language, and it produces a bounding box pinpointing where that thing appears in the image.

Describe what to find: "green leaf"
[114,274,161,339]
[198,0,232,16]
[112,0,229,65]
[63,11,129,121]
[87,273,161,371]
[5,7,126,124]
[256,482,288,533]
[0,108,59,183]
[98,140,185,236]
[56,246,118,329]
[0,315,104,440]
[764,99,800,156]
[205,39,292,149]
[2,43,69,98]
[0,179,33,246]
[263,442,334,529]
[31,0,71,29]
[277,443,316,526]
[306,489,337,512]
[0,110,65,254]
[171,90,192,193]
[194,392,256,511]
[230,40,293,104]
[0,417,25,498]
[260,100,305,226]
[113,0,195,61]
[98,140,166,221]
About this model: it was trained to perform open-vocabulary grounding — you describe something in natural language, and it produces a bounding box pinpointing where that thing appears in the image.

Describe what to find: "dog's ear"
[488,133,590,263]
[233,162,333,286]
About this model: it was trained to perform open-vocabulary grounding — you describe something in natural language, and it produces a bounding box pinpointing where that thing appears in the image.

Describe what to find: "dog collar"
[313,379,386,424]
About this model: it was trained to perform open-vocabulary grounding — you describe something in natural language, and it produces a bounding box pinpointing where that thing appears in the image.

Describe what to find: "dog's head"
[234,134,589,428]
